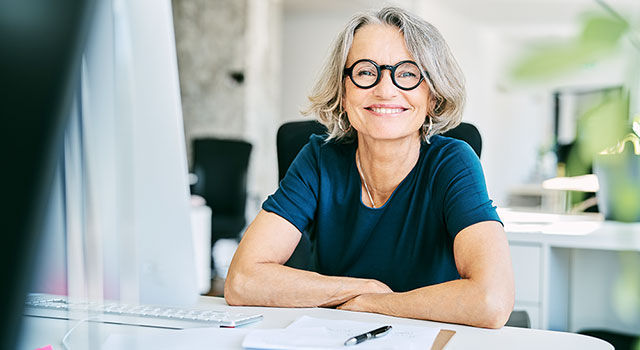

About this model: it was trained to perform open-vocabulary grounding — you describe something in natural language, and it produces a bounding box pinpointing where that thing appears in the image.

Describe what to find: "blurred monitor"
[552,86,624,211]
[553,86,624,169]
[1,0,95,348]
[30,0,199,307]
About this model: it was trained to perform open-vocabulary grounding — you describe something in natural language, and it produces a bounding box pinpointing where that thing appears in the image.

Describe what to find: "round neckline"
[352,141,425,210]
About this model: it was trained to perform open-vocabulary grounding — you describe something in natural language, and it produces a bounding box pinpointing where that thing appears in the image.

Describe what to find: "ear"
[432,96,445,116]
[426,94,437,116]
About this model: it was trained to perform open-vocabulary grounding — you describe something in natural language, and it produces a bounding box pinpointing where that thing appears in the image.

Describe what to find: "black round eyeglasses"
[343,59,426,91]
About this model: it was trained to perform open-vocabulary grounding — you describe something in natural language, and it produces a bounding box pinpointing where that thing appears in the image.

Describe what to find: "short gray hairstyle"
[304,7,466,142]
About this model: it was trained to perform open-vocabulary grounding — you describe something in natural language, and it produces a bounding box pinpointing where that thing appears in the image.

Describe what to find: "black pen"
[344,325,392,346]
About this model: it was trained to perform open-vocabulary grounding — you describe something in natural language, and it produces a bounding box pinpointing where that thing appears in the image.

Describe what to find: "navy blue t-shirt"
[263,134,501,292]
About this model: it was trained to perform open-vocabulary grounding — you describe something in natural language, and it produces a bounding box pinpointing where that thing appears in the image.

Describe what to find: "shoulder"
[294,134,328,162]
[425,135,478,164]
[307,133,327,149]
[421,135,485,189]
[306,134,353,160]
[292,134,352,174]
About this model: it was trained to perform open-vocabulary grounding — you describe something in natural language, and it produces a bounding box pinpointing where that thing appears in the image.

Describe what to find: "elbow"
[479,304,513,329]
[223,268,248,306]
[477,284,515,329]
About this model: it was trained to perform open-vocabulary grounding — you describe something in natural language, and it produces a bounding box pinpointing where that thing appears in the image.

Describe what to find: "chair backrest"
[276,120,482,181]
[441,122,482,158]
[191,138,252,238]
[277,120,328,181]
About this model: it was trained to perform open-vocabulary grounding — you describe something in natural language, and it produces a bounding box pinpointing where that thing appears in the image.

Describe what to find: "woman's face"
[343,24,430,143]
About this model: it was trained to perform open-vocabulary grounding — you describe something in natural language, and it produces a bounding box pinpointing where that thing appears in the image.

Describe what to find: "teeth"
[370,107,404,114]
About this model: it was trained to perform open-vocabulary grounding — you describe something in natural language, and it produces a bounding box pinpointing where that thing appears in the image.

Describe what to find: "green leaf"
[580,15,628,47]
[510,14,629,81]
[577,93,628,157]
[511,43,603,80]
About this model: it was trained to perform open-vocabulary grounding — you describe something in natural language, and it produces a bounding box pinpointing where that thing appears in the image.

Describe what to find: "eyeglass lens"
[351,60,422,90]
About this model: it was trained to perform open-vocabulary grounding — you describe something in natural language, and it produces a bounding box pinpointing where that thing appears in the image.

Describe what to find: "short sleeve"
[262,135,322,233]
[436,140,502,238]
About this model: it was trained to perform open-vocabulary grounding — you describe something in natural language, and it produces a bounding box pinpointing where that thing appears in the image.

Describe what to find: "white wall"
[281,10,351,122]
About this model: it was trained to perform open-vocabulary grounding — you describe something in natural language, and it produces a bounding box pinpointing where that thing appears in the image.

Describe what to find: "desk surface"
[20,296,612,350]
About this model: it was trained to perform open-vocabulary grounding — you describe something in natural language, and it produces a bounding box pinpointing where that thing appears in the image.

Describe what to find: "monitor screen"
[2,0,95,348]
[30,0,199,307]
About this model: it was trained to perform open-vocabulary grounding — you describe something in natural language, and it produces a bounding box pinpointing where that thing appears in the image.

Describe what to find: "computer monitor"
[29,0,199,307]
[1,0,95,349]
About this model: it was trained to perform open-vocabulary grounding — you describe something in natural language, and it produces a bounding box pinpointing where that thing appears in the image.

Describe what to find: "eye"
[356,68,377,77]
[398,71,417,78]
[395,62,421,80]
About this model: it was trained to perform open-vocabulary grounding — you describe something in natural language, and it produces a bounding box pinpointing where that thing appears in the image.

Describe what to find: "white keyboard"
[24,294,262,329]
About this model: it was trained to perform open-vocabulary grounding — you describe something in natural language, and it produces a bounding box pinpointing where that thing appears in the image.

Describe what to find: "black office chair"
[191,138,252,273]
[442,122,482,158]
[505,310,531,328]
[277,120,328,182]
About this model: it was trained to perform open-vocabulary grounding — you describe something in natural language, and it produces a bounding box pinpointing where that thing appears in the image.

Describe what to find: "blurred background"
[169,5,640,325]
[170,0,638,216]
[13,0,640,348]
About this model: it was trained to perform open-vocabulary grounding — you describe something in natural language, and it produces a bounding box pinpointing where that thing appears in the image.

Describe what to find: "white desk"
[502,209,640,333]
[19,296,612,350]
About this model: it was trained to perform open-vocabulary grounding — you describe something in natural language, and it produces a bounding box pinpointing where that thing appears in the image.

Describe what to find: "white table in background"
[502,208,640,333]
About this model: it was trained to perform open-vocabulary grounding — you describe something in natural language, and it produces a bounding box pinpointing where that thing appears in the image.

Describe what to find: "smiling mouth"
[365,107,407,114]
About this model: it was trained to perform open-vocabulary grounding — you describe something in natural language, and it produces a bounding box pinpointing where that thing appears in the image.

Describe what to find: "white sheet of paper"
[242,316,440,350]
[101,327,250,350]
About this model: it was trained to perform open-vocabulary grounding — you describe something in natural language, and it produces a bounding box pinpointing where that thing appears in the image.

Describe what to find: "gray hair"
[304,7,466,142]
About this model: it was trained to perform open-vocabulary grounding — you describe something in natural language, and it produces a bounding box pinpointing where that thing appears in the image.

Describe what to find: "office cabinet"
[505,209,640,333]
[510,243,543,328]
[510,243,542,303]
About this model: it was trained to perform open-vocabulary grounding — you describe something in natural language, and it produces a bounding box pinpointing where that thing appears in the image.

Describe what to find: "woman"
[225,7,514,329]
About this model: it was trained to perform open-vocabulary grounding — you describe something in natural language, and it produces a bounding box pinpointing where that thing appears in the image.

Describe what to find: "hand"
[335,279,392,311]
[337,293,383,313]
[362,279,393,294]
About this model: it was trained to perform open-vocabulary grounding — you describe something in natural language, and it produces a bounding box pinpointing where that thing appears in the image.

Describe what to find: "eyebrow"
[345,58,416,66]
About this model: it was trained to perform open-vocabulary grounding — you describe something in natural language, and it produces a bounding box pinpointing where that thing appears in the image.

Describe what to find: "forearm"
[224,210,391,308]
[224,261,389,308]
[341,278,514,328]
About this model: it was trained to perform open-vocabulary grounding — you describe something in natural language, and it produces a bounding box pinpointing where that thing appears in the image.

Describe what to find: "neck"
[356,134,422,207]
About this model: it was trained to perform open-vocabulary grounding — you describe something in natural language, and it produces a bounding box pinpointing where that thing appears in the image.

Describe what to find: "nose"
[372,70,398,98]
